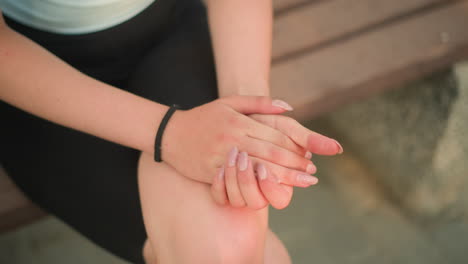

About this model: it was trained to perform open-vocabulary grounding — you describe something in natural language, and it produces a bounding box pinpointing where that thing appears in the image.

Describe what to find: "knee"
[215,220,266,264]
[143,239,157,264]
[175,210,267,264]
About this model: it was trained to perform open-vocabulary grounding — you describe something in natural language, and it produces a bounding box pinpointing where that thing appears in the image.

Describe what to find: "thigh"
[137,153,269,263]
[127,0,218,109]
[0,101,147,264]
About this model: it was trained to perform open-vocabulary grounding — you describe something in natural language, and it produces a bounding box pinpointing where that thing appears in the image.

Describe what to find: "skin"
[161,96,333,186]
[138,152,292,263]
[203,0,343,211]
[0,0,343,262]
[206,0,273,97]
[212,113,344,210]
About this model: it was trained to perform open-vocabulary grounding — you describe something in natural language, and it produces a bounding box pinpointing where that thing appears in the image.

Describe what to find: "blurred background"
[1,0,468,263]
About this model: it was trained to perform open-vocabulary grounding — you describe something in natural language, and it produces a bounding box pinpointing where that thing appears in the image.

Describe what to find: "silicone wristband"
[154,104,179,162]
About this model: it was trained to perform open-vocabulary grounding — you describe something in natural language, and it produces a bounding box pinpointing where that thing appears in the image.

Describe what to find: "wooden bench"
[1,0,468,233]
[272,0,468,121]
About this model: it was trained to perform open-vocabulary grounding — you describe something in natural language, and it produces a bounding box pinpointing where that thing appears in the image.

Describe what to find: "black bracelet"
[154,104,179,162]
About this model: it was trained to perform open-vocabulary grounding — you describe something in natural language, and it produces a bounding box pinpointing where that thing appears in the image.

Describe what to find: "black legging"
[0,0,218,263]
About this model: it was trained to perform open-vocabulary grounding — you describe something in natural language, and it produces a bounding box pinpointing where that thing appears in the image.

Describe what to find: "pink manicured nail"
[272,99,293,111]
[306,163,316,174]
[256,163,267,180]
[237,151,248,171]
[228,146,239,167]
[305,151,312,159]
[297,174,318,185]
[217,166,225,180]
[333,139,344,154]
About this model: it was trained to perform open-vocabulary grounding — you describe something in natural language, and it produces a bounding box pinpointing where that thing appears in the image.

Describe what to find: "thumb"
[218,95,293,115]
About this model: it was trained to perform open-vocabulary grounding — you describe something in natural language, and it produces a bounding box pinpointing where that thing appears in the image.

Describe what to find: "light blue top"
[0,0,156,34]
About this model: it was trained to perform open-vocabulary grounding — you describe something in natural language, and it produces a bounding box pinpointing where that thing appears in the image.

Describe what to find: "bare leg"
[143,239,158,264]
[264,230,292,264]
[143,229,291,264]
[137,152,290,264]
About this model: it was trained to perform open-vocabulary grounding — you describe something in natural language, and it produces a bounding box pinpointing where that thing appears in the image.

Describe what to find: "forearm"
[206,0,272,97]
[0,20,166,154]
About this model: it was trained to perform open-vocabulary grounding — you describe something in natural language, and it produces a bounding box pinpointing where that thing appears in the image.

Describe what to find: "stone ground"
[1,62,467,264]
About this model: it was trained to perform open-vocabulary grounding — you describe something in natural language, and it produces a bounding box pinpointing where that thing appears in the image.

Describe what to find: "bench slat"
[271,1,468,121]
[273,0,447,59]
[273,0,321,12]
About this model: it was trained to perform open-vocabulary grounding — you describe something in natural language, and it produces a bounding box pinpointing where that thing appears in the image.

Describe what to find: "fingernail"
[228,146,239,167]
[333,139,344,154]
[237,151,248,171]
[217,166,225,180]
[297,174,318,185]
[305,151,312,159]
[272,99,293,111]
[306,163,316,174]
[256,163,267,180]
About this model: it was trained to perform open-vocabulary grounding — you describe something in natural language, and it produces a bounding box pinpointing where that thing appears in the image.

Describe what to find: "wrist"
[154,105,179,162]
[158,107,185,166]
[139,103,170,155]
[218,79,270,97]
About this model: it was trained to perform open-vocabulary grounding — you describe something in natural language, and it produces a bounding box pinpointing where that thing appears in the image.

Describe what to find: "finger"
[237,152,268,210]
[210,166,228,206]
[251,156,318,188]
[249,114,343,155]
[249,114,313,159]
[241,137,316,173]
[255,163,293,210]
[245,117,306,156]
[218,95,293,115]
[225,147,246,207]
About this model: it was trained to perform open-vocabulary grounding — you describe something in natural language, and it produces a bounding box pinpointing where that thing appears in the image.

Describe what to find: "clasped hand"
[161,96,343,209]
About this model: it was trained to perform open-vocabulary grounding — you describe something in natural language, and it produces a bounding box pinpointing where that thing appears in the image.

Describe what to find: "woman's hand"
[161,95,316,185]
[247,114,343,187]
[210,113,344,210]
[211,147,298,210]
[248,114,343,156]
